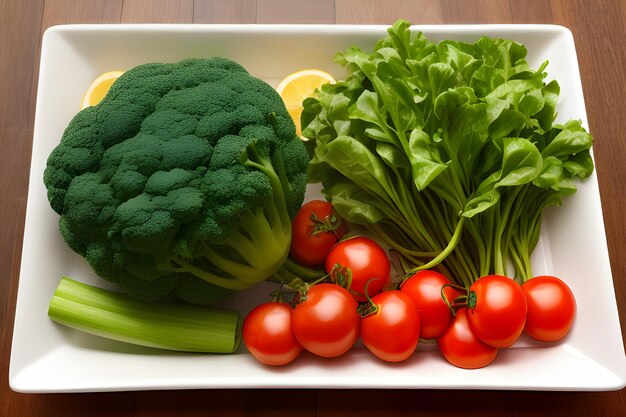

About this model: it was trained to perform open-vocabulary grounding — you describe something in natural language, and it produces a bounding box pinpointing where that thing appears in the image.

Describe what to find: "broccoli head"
[44,57,309,304]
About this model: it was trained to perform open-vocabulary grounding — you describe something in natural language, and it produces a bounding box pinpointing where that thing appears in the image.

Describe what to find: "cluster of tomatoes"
[436,273,577,368]
[242,201,577,368]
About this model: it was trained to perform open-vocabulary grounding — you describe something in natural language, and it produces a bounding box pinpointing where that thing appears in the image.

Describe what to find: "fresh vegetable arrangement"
[44,19,592,370]
[292,19,589,366]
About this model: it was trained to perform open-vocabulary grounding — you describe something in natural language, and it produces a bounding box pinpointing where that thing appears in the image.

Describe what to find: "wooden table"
[2,0,625,415]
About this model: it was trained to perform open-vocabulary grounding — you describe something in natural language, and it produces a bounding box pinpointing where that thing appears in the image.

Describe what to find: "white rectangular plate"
[10,23,626,392]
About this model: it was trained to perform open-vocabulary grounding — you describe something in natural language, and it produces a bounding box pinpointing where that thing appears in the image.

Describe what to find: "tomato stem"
[309,209,345,238]
[330,263,353,290]
[440,283,470,317]
[467,290,477,310]
[357,278,380,318]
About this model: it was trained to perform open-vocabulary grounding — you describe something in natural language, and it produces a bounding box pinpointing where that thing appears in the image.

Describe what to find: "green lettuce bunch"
[302,20,594,286]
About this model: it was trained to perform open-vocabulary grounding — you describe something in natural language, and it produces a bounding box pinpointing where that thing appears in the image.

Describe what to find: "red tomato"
[361,290,421,362]
[242,302,302,366]
[324,236,391,302]
[291,283,360,358]
[467,275,527,348]
[290,200,348,267]
[522,275,576,342]
[437,308,498,369]
[400,270,463,339]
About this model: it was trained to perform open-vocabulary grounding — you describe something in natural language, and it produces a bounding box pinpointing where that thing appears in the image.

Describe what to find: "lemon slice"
[276,69,335,139]
[81,70,125,109]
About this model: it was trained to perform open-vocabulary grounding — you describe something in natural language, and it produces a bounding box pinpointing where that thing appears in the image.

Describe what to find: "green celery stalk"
[48,277,242,353]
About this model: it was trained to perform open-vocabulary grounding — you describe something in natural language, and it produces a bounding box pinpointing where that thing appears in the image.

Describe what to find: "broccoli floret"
[44,57,309,304]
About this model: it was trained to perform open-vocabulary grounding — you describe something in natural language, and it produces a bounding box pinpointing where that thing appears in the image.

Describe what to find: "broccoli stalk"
[170,140,292,290]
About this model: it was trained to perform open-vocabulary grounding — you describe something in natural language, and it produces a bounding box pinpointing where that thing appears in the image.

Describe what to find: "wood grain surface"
[1,0,625,415]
